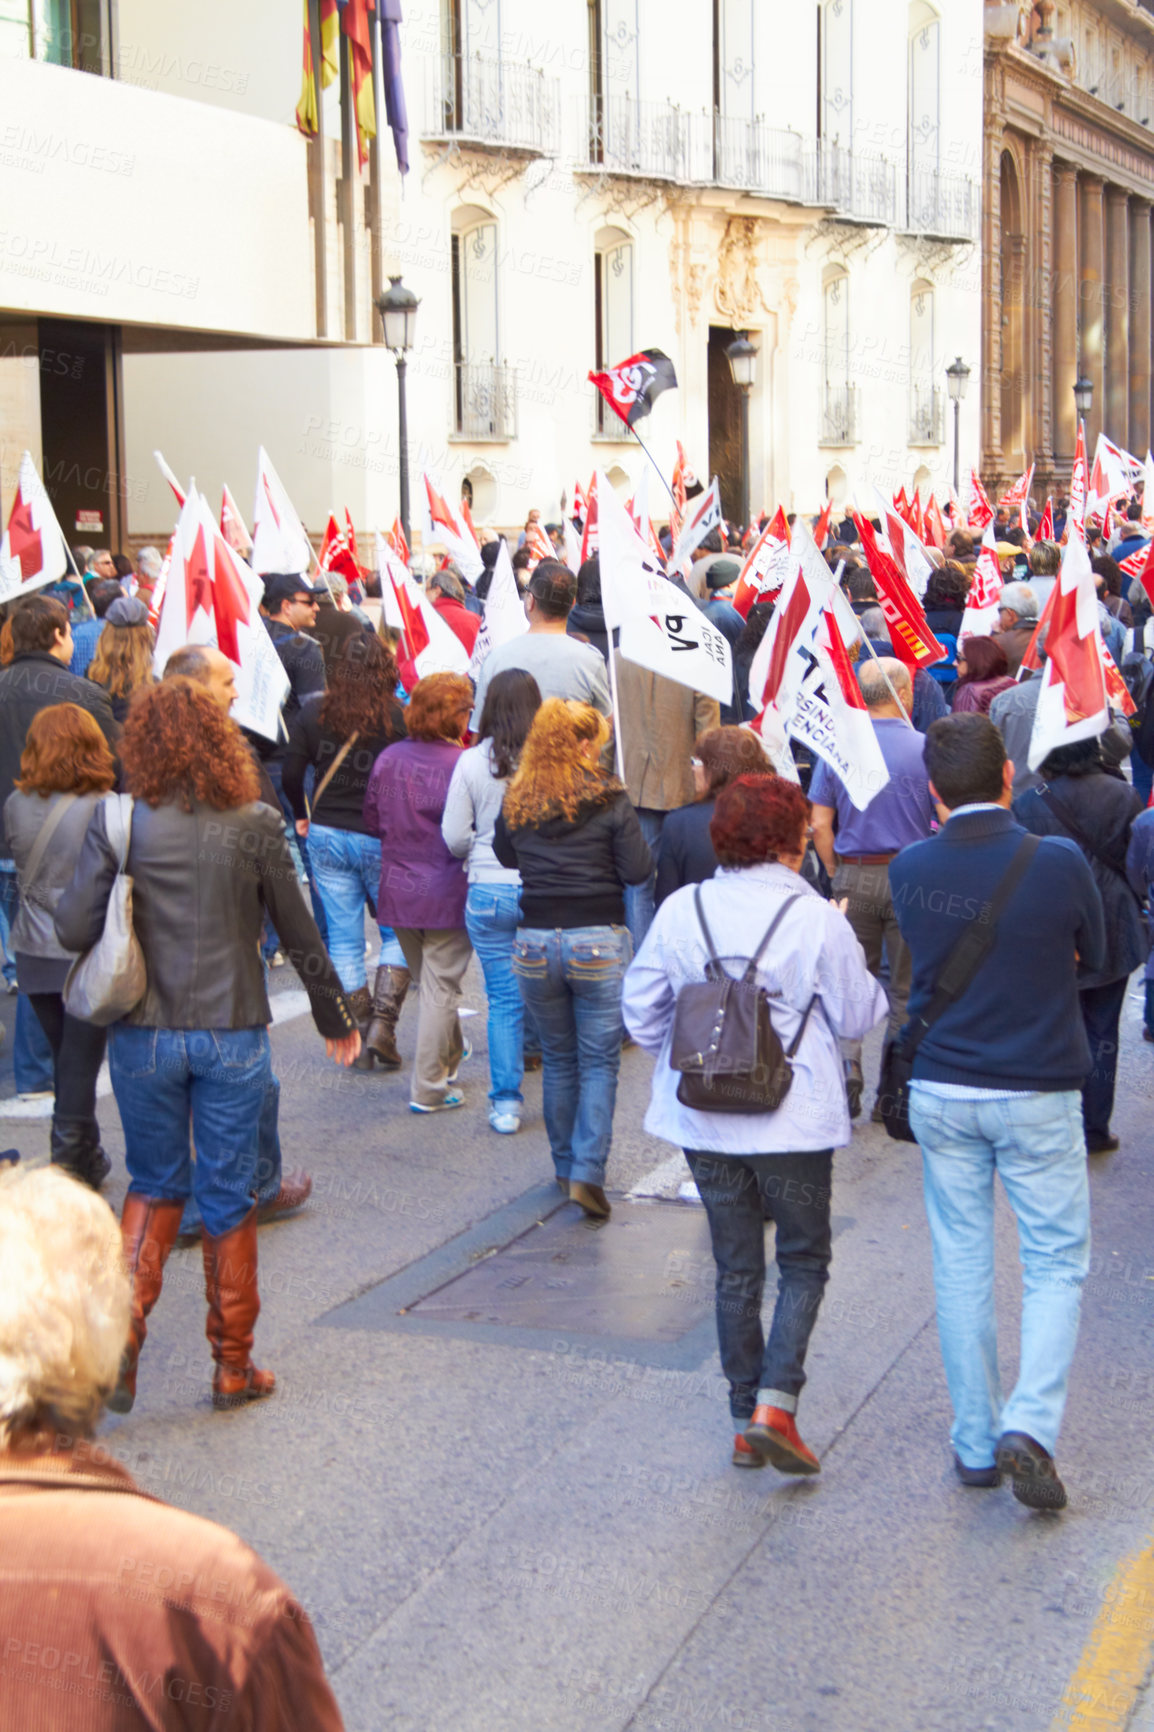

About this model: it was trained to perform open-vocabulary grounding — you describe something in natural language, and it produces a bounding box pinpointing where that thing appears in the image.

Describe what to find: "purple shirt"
[363,738,467,929]
[808,717,934,855]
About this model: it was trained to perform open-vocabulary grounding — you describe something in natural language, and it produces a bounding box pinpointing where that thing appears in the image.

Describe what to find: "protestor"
[732,601,775,721]
[1014,738,1144,1153]
[259,573,329,937]
[950,637,1015,716]
[566,556,610,662]
[1093,555,1134,629]
[891,714,1104,1509]
[132,543,164,611]
[614,657,719,949]
[1125,804,1154,1043]
[284,633,409,1062]
[922,564,968,640]
[623,774,886,1473]
[69,577,122,676]
[310,572,371,674]
[809,659,934,1119]
[85,595,155,721]
[428,565,481,657]
[990,637,1133,800]
[55,680,358,1412]
[654,725,772,906]
[992,582,1040,676]
[471,562,610,726]
[494,699,650,1218]
[0,1166,347,1730]
[855,611,947,733]
[442,669,543,1133]
[363,672,474,1113]
[4,706,116,1189]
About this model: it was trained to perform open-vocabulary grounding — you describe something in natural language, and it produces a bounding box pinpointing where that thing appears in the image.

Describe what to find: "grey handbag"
[62,793,147,1026]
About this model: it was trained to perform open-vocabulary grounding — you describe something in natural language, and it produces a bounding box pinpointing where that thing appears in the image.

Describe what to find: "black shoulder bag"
[671,887,818,1115]
[878,834,1040,1143]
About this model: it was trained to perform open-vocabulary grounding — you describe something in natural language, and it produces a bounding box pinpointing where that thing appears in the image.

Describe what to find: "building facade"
[0,0,983,548]
[983,0,1154,497]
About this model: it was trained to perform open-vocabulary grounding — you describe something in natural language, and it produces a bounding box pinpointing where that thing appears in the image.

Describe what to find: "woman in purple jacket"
[363,672,475,1113]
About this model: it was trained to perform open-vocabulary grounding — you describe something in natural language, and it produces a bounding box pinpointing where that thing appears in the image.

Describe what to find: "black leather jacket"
[54,796,354,1038]
[0,654,120,812]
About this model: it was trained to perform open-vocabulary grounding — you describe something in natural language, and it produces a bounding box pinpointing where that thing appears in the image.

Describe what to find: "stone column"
[1052,163,1079,463]
[1080,175,1105,448]
[1131,200,1151,457]
[1106,185,1130,445]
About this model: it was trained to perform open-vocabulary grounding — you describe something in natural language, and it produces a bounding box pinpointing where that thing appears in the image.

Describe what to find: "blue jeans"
[623,809,665,953]
[1132,744,1153,806]
[109,1025,272,1239]
[265,757,328,946]
[910,1086,1090,1468]
[178,1074,283,1238]
[0,860,60,1090]
[307,823,382,993]
[466,883,525,1104]
[512,925,631,1185]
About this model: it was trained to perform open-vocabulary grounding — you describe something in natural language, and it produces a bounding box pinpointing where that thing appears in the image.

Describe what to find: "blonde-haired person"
[85,594,155,722]
[493,699,651,1217]
[0,1166,346,1729]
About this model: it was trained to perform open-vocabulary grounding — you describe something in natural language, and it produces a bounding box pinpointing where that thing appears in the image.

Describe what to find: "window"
[450,212,515,439]
[820,267,857,444]
[0,0,112,71]
[820,0,853,145]
[909,280,942,444]
[593,232,633,434]
[909,10,940,177]
[715,0,755,121]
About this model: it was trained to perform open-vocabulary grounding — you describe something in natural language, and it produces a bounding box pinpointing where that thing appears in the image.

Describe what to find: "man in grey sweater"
[470,563,610,730]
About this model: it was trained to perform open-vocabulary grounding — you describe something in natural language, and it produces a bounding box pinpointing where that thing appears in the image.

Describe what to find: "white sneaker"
[489,1107,520,1135]
[448,1034,472,1084]
[410,1091,465,1114]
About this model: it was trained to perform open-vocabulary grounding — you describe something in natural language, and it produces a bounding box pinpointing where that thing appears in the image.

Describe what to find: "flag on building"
[0,451,70,603]
[419,475,483,582]
[732,506,792,618]
[1027,532,1109,770]
[588,349,678,429]
[671,477,722,568]
[296,0,339,136]
[469,539,528,678]
[221,484,252,558]
[251,448,314,576]
[338,0,377,168]
[378,0,409,174]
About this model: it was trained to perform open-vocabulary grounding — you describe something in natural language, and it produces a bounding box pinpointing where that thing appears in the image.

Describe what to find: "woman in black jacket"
[1014,738,1145,1153]
[654,725,772,906]
[494,699,650,1218]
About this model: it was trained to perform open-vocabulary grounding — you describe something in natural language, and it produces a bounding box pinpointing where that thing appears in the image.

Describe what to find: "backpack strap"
[743,892,804,982]
[692,885,721,972]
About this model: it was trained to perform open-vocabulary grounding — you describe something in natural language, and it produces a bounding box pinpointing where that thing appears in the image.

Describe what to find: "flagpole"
[607,638,625,781]
[854,630,915,728]
[626,424,679,515]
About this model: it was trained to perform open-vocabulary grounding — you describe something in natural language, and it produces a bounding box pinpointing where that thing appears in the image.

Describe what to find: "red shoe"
[743,1405,821,1474]
[732,1432,765,1469]
[255,1170,312,1225]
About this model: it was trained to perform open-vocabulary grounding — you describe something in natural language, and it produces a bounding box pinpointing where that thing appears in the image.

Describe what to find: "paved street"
[3,963,1154,1732]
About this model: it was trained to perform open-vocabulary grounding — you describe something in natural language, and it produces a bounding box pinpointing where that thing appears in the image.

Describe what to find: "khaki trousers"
[832,860,911,1071]
[394,927,473,1106]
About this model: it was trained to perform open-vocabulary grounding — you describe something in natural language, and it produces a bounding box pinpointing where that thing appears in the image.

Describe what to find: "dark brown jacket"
[0,1445,344,1730]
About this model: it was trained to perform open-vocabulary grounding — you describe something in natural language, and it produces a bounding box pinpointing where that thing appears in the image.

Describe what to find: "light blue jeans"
[909,1086,1090,1469]
[306,822,405,993]
[512,925,631,1186]
[465,883,524,1105]
[623,808,665,953]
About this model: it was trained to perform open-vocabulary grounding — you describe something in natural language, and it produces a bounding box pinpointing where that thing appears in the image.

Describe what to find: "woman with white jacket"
[622,773,886,1477]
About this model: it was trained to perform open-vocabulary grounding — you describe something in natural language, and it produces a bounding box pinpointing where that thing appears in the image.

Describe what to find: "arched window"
[909,280,940,444]
[821,267,856,444]
[820,0,853,145]
[451,207,514,439]
[908,2,941,229]
[593,229,634,434]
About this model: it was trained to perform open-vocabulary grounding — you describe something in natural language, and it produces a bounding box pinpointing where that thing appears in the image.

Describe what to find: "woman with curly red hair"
[55,678,360,1414]
[623,774,886,1475]
[493,698,651,1217]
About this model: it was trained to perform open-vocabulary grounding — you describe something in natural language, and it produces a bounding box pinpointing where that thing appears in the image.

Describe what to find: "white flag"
[383,559,471,680]
[598,470,731,707]
[469,540,528,678]
[418,474,484,583]
[873,487,934,599]
[251,447,314,577]
[1027,534,1109,771]
[0,451,70,602]
[671,477,722,567]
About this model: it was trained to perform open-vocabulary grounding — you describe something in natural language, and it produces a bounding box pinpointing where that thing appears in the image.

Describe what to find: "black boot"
[50,1116,111,1191]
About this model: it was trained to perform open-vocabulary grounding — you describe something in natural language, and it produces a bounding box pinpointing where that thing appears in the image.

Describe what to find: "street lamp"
[1073,373,1093,419]
[375,275,420,552]
[945,355,971,495]
[726,333,759,533]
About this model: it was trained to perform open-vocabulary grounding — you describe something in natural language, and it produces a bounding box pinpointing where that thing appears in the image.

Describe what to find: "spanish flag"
[339,0,377,168]
[295,0,340,138]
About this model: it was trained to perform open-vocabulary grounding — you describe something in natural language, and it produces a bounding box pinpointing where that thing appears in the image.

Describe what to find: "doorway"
[38,320,124,552]
[707,325,743,524]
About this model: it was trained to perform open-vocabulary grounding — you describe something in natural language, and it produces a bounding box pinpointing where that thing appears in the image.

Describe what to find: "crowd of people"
[1,479,1152,1722]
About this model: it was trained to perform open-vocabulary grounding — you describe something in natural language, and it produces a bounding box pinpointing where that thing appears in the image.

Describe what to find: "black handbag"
[878,834,1041,1142]
[671,886,817,1115]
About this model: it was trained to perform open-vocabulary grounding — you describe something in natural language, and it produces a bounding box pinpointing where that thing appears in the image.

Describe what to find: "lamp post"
[726,333,759,533]
[945,355,971,495]
[1073,373,1093,421]
[374,276,420,551]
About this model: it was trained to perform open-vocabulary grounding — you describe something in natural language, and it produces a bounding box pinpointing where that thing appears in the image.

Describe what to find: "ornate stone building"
[984,0,1154,495]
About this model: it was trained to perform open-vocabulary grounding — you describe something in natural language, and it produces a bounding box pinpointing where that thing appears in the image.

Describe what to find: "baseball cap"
[262,573,325,611]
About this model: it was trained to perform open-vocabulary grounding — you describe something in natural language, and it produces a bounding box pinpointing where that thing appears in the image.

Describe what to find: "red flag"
[1129,540,1154,610]
[894,486,909,516]
[339,0,376,168]
[1019,583,1057,674]
[588,349,678,428]
[184,525,213,631]
[733,506,791,618]
[580,474,599,562]
[851,512,944,670]
[220,485,251,557]
[756,568,813,712]
[967,469,994,530]
[1069,421,1087,538]
[385,517,409,565]
[1039,497,1054,541]
[909,493,923,540]
[924,495,947,549]
[318,512,361,586]
[344,508,362,572]
[210,532,252,666]
[814,499,833,551]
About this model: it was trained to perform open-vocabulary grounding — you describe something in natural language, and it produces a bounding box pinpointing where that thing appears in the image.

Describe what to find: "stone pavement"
[3,965,1154,1732]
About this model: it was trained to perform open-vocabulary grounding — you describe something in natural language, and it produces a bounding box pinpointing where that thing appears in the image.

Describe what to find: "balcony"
[580,94,706,183]
[909,386,945,447]
[713,114,816,203]
[817,144,898,225]
[453,362,517,441]
[819,384,860,447]
[425,54,560,156]
[904,167,980,241]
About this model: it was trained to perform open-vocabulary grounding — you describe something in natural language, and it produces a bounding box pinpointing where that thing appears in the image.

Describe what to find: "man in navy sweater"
[890,714,1105,1512]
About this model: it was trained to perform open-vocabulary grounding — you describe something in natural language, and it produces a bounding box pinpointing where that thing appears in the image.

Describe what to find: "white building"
[0,0,984,548]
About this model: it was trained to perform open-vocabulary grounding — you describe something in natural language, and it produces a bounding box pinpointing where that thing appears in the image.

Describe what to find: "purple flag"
[378,0,409,175]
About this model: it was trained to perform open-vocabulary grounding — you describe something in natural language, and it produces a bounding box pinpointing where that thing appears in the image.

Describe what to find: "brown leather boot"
[107,1194,185,1414]
[202,1208,276,1411]
[360,964,409,1070]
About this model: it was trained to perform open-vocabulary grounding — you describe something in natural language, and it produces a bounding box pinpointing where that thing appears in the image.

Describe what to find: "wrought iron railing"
[454,362,517,440]
[905,167,980,239]
[713,114,815,203]
[819,384,860,446]
[816,143,898,225]
[427,53,560,155]
[909,386,945,446]
[582,94,705,181]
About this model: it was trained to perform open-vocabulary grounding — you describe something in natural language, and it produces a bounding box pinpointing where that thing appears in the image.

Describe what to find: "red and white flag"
[872,489,934,599]
[1028,533,1110,770]
[853,512,944,669]
[0,451,70,603]
[1126,539,1154,611]
[1140,450,1154,535]
[251,447,314,576]
[154,450,188,510]
[733,506,793,619]
[998,465,1034,533]
[966,469,994,530]
[318,512,361,587]
[154,490,290,742]
[572,479,588,531]
[384,516,409,566]
[671,477,722,568]
[379,546,469,686]
[580,473,599,562]
[958,523,1004,639]
[469,539,528,679]
[220,484,251,558]
[1069,421,1088,539]
[524,519,553,571]
[922,495,948,550]
[419,475,483,582]
[1039,497,1054,542]
[747,520,888,810]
